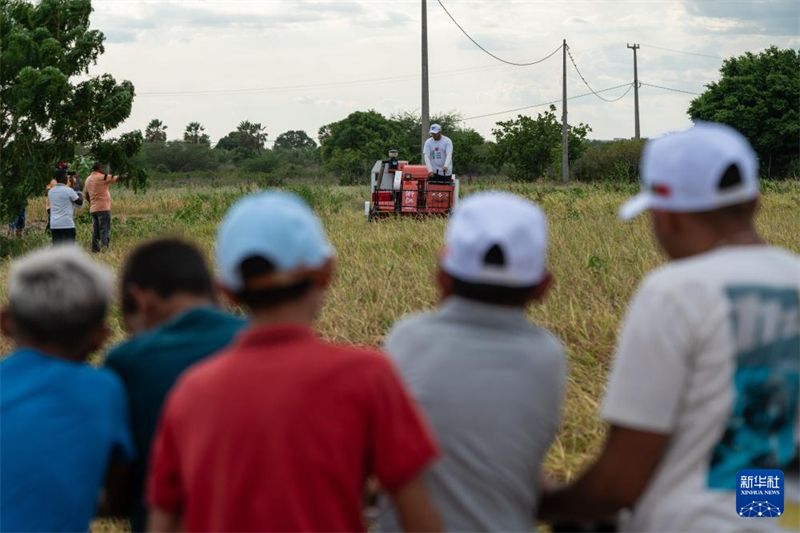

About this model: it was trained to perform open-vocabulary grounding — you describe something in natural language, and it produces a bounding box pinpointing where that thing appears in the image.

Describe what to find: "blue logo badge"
[737,469,784,518]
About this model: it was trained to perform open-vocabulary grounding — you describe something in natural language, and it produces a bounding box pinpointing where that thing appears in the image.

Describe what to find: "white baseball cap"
[441,192,548,287]
[429,124,442,134]
[619,122,760,220]
[216,191,335,292]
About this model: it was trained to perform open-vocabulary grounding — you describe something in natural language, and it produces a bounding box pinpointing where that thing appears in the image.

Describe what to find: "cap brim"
[618,193,653,221]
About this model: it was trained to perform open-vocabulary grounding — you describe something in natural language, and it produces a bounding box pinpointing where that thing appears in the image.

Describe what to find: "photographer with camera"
[84,162,120,253]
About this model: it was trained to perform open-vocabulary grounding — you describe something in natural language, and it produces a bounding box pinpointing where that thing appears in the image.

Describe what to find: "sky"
[90,0,800,145]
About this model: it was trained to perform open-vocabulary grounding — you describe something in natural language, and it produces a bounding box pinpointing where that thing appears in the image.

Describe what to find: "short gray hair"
[6,247,114,344]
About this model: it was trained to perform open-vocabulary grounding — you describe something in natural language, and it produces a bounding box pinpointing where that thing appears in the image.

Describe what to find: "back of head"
[619,122,761,258]
[54,169,68,184]
[121,238,215,315]
[441,191,548,306]
[6,247,114,349]
[216,191,335,312]
[92,161,103,172]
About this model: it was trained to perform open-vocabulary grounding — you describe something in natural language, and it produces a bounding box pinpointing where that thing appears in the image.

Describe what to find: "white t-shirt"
[47,184,81,230]
[602,245,800,533]
[423,136,453,175]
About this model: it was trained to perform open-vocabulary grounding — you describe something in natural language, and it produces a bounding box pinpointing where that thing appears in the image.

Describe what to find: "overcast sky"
[91,0,800,145]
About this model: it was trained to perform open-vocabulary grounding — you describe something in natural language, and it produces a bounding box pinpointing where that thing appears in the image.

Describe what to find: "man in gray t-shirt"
[379,192,566,532]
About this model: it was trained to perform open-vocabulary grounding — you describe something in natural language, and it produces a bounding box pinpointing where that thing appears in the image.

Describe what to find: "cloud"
[103,29,139,44]
[684,0,800,36]
[566,16,590,25]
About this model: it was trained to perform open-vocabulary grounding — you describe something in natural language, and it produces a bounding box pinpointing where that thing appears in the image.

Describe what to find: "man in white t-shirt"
[48,169,84,246]
[540,122,799,532]
[423,124,453,179]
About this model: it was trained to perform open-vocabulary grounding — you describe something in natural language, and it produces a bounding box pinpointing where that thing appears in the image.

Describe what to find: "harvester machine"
[365,150,459,220]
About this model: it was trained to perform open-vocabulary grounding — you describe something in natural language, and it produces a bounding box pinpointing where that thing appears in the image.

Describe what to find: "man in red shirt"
[147,191,442,532]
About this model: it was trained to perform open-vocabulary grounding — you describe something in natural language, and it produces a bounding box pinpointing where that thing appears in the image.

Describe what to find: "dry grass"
[1,180,798,531]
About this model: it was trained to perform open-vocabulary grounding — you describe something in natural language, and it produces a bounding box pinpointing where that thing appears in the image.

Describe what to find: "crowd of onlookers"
[10,161,120,251]
[1,122,798,533]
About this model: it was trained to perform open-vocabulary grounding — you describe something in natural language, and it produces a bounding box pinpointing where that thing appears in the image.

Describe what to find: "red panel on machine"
[426,183,453,212]
[401,179,419,212]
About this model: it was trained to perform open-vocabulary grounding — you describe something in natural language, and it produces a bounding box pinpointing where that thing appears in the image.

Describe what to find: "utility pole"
[561,39,568,183]
[627,43,640,139]
[421,0,430,158]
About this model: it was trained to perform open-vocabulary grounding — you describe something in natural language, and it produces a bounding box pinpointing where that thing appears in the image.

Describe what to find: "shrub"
[571,139,646,183]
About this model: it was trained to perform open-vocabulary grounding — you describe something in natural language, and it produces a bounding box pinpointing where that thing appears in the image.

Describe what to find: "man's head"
[429,123,443,141]
[619,122,761,260]
[0,247,114,361]
[120,238,216,335]
[92,161,104,173]
[438,192,552,307]
[215,191,335,322]
[54,169,68,184]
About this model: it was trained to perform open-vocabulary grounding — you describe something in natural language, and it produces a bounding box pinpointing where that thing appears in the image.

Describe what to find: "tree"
[688,46,799,179]
[183,121,210,146]
[274,130,316,151]
[390,111,488,174]
[1,0,145,221]
[235,120,267,153]
[145,118,167,142]
[319,110,405,181]
[492,105,590,181]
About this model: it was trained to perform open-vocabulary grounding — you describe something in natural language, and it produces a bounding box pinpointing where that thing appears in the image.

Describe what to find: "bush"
[241,152,279,173]
[138,142,220,173]
[571,139,646,183]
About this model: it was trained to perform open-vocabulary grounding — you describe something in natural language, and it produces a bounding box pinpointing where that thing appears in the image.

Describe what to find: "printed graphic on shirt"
[736,469,784,518]
[432,147,443,160]
[708,286,800,489]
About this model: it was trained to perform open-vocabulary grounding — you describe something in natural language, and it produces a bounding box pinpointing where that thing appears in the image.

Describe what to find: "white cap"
[441,192,547,287]
[619,122,760,220]
[429,123,442,134]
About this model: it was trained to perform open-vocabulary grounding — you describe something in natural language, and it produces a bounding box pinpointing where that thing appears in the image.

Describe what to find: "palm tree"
[145,119,167,142]
[236,121,267,152]
[184,122,210,146]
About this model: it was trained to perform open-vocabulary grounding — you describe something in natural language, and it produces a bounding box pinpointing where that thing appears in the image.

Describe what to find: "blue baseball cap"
[216,191,335,292]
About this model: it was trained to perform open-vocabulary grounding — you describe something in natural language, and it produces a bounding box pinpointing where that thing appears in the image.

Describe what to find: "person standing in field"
[0,247,135,532]
[378,192,566,532]
[146,191,442,532]
[103,238,246,532]
[539,122,800,532]
[84,161,120,253]
[48,168,84,246]
[423,124,453,180]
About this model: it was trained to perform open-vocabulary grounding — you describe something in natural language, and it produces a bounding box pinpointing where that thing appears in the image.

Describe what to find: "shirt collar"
[235,323,316,349]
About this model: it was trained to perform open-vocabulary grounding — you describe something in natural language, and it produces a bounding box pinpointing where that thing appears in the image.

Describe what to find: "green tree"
[688,46,799,179]
[274,130,316,151]
[1,0,145,221]
[492,105,590,181]
[235,120,267,154]
[183,121,210,146]
[145,118,167,142]
[319,110,405,181]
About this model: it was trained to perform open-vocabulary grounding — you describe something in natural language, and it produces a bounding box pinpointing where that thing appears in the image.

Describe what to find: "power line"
[436,0,563,67]
[640,82,701,96]
[641,44,723,60]
[464,83,634,121]
[566,46,629,103]
[138,63,510,97]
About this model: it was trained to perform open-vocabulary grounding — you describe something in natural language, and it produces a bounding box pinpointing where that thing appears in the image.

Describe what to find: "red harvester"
[365,150,460,220]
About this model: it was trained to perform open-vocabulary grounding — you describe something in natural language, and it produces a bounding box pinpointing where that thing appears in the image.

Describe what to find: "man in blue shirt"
[0,246,135,532]
[104,238,246,531]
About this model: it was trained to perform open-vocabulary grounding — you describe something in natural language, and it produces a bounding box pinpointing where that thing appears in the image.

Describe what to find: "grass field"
[1,179,798,530]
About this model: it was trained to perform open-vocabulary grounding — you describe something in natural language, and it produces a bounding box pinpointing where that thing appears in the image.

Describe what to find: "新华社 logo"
[737,469,784,518]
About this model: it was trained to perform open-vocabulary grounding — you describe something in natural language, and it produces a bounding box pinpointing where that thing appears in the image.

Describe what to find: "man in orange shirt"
[84,162,120,253]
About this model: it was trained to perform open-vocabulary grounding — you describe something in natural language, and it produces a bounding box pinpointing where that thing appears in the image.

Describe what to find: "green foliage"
[688,46,800,179]
[319,111,405,182]
[183,121,210,146]
[274,130,316,151]
[571,139,646,183]
[0,0,145,221]
[492,105,591,181]
[145,118,167,142]
[135,141,219,173]
[214,121,268,159]
[240,151,279,174]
